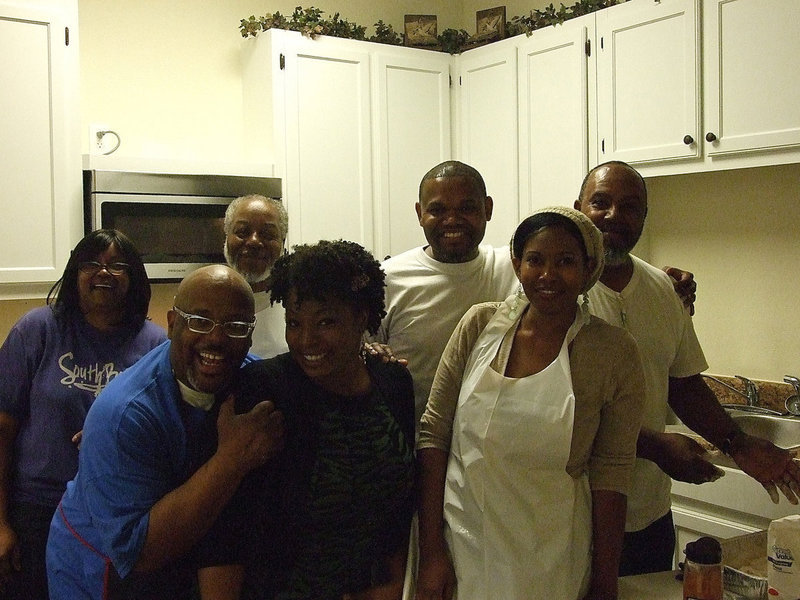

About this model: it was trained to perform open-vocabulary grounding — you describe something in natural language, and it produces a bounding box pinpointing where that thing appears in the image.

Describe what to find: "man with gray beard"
[223,195,289,358]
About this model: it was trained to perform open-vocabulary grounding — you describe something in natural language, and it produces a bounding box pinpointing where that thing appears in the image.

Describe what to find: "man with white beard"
[223,194,289,358]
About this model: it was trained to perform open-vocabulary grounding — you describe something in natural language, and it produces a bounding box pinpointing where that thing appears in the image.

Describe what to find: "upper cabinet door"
[0,0,81,285]
[596,0,700,165]
[456,41,519,248]
[518,16,592,213]
[280,35,375,252]
[703,0,800,157]
[373,50,451,258]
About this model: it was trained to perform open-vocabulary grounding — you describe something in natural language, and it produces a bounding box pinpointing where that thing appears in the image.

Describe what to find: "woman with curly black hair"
[198,240,415,600]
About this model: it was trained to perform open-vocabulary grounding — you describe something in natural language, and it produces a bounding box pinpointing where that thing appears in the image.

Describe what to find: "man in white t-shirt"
[223,194,289,358]
[373,161,518,423]
[372,160,517,600]
[575,161,800,576]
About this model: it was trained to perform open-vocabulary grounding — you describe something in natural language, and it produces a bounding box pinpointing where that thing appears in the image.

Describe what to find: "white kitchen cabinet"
[457,16,598,237]
[0,0,81,287]
[242,29,451,260]
[595,0,700,166]
[702,0,800,159]
[517,14,596,213]
[243,30,375,253]
[596,0,800,177]
[454,38,520,248]
[373,49,451,258]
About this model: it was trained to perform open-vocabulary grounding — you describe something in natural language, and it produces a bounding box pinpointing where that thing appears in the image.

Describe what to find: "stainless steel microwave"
[83,170,282,281]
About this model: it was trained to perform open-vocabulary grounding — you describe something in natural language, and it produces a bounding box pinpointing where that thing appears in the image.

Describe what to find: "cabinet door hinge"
[600,36,604,50]
[585,38,591,56]
[449,75,452,87]
[459,76,462,86]
[601,138,605,153]
[65,27,70,46]
[279,54,286,70]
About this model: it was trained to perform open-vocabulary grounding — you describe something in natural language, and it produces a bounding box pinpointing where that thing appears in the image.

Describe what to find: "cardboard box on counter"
[721,530,768,600]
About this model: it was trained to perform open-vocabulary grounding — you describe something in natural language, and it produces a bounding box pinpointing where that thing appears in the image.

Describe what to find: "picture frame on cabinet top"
[476,6,506,41]
[404,15,438,48]
[462,6,506,51]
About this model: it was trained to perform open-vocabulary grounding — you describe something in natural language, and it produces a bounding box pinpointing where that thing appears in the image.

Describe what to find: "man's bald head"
[168,264,255,394]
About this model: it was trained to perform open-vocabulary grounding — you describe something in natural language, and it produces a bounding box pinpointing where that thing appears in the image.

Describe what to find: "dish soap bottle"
[683,536,723,600]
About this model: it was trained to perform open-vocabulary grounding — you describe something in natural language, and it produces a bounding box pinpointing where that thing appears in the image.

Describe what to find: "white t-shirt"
[375,245,518,423]
[250,291,288,359]
[587,255,708,532]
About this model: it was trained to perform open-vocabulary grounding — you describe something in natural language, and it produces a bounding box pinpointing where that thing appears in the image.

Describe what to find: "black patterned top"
[202,353,415,600]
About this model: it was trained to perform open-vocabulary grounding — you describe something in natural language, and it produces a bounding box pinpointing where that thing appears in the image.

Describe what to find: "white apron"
[443,297,592,600]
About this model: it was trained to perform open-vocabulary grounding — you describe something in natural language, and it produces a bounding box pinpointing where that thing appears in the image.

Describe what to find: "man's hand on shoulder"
[663,266,697,316]
[364,342,408,366]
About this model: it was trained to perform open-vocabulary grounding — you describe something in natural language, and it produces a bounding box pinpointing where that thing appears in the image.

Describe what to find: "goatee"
[604,247,630,267]
[223,243,271,284]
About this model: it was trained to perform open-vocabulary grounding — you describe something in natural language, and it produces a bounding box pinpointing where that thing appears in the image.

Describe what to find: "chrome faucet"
[784,376,800,416]
[702,374,782,415]
[702,374,759,405]
[785,375,800,396]
[735,375,759,407]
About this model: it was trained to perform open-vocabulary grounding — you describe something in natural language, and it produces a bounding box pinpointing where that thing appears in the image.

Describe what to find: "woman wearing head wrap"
[416,207,646,600]
[197,240,415,600]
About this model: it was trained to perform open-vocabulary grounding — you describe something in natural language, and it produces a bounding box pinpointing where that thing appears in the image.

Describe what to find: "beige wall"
[645,163,800,383]
[77,0,456,162]
[0,299,49,342]
[73,0,591,162]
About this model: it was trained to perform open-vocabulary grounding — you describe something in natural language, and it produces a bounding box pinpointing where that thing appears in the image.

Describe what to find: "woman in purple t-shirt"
[0,229,167,600]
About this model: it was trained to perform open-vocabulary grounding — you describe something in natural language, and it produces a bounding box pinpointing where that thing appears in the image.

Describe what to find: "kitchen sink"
[727,410,800,449]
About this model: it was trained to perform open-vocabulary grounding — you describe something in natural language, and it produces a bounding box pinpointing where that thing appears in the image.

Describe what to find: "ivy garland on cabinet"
[240,1,624,54]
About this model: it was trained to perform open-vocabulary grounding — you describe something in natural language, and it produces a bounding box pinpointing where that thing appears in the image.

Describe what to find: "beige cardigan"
[418,301,646,495]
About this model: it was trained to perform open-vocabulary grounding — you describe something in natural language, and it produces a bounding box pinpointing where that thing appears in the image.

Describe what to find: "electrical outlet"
[88,123,111,155]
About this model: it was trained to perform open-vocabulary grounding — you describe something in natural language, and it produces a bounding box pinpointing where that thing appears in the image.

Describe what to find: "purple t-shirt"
[0,306,166,506]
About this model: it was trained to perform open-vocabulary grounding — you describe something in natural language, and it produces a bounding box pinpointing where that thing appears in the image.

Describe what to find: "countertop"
[619,570,683,599]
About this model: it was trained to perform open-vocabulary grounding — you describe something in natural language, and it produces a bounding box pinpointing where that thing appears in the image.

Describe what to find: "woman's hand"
[343,550,407,600]
[72,430,83,448]
[415,546,456,600]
